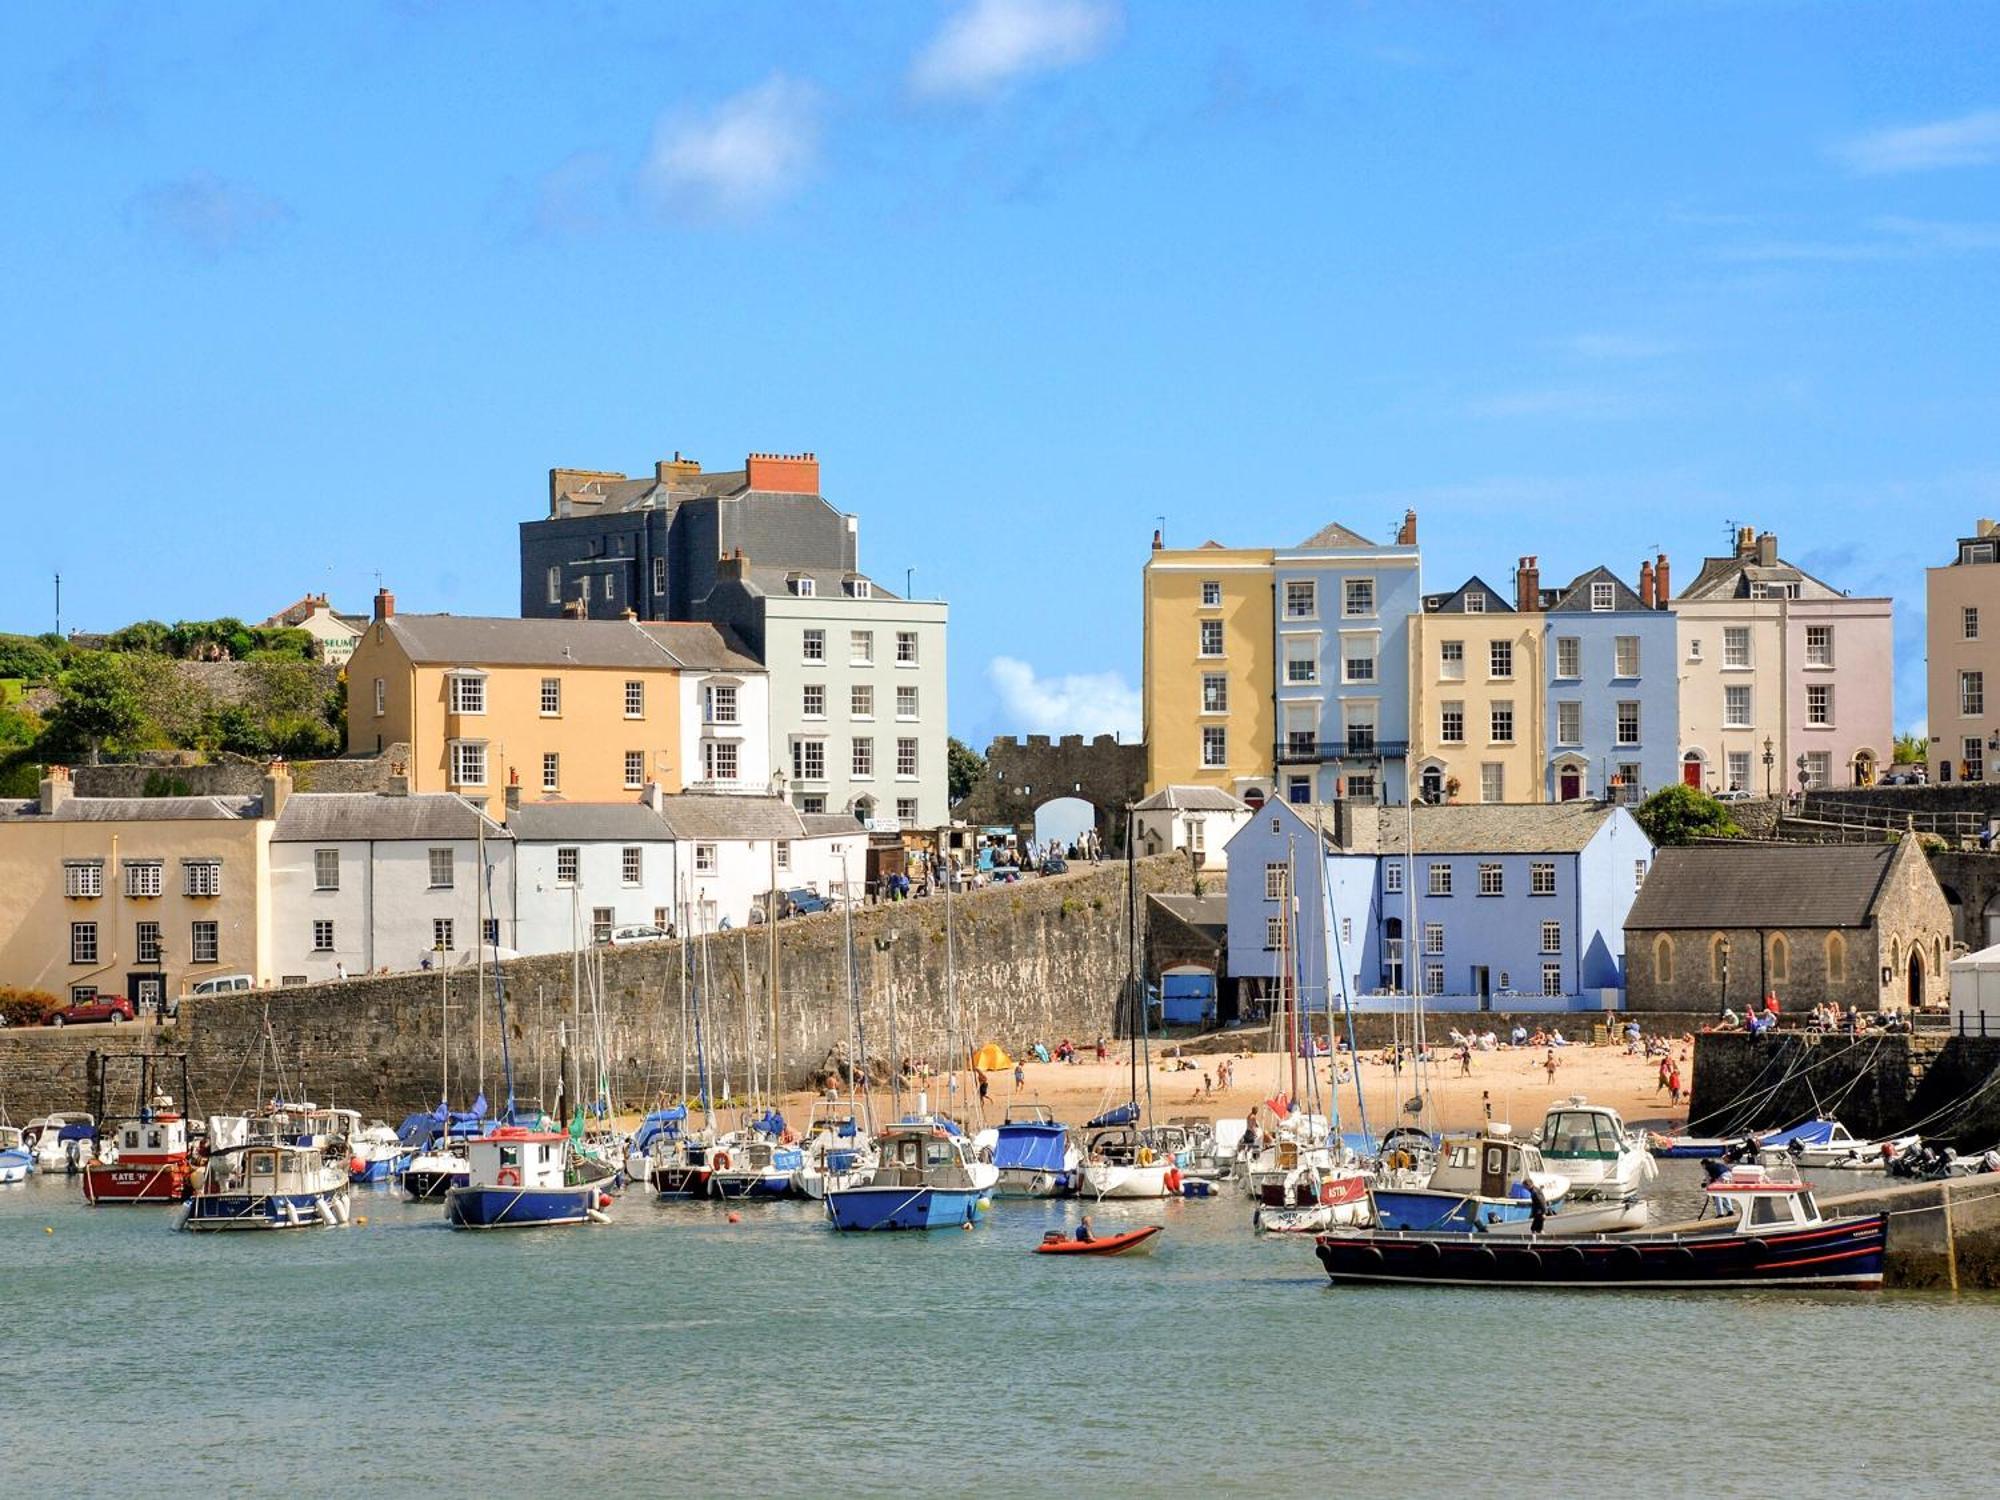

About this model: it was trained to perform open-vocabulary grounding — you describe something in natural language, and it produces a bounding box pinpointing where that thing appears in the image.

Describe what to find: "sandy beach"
[745,1036,1696,1139]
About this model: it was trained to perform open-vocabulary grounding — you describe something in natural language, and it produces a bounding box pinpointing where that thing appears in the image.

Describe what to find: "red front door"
[1559,769,1581,801]
[1683,760,1703,789]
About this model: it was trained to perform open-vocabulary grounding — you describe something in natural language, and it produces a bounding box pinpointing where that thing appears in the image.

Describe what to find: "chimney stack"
[718,549,749,582]
[1757,531,1777,568]
[1735,525,1757,560]
[1515,556,1541,614]
[1978,518,1998,539]
[1151,528,1163,552]
[655,452,702,482]
[373,587,395,622]
[39,764,73,817]
[1639,559,1656,610]
[1655,551,1671,607]
[504,769,522,813]
[744,451,820,494]
[1397,509,1418,546]
[386,759,409,798]
[260,759,292,821]
[642,781,665,813]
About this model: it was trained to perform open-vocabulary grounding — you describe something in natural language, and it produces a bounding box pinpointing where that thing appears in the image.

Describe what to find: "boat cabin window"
[1446,1143,1475,1170]
[1546,1111,1616,1155]
[248,1150,276,1177]
[124,1128,141,1149]
[893,1139,923,1168]
[499,1146,521,1168]
[1749,1194,1798,1226]
[927,1141,954,1168]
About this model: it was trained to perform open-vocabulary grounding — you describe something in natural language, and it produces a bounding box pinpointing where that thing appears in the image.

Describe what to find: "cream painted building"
[345,591,765,817]
[1410,573,1546,804]
[1676,528,1894,795]
[0,766,280,1007]
[1142,541,1276,801]
[1926,520,2000,784]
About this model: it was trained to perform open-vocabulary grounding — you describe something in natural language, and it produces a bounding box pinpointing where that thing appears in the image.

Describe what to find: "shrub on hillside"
[1635,784,1744,847]
[0,985,62,1026]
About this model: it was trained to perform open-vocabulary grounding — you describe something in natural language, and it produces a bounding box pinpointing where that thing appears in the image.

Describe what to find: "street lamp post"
[1762,736,1775,798]
[1796,753,1811,802]
[1719,935,1732,1018]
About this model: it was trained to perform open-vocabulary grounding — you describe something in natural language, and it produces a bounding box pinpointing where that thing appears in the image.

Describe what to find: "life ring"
[711,1150,733,1172]
[1138,1147,1156,1166]
[496,1167,521,1187]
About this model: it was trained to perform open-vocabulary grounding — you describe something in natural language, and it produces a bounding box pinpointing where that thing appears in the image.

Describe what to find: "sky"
[3,1,1996,748]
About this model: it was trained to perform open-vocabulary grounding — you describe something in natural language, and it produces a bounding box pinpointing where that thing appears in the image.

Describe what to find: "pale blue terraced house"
[1540,565,1680,805]
[1272,514,1422,808]
[1225,798,1653,1016]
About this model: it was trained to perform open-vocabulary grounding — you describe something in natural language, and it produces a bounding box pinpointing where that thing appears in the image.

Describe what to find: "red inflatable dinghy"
[1034,1224,1163,1257]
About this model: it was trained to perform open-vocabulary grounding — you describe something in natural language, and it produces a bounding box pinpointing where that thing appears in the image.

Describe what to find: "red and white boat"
[83,1101,192,1204]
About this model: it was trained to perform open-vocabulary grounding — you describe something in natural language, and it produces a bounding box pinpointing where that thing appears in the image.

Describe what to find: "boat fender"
[597,1192,613,1209]
[176,1200,195,1233]
[781,1130,796,1145]
[332,1195,351,1224]
[1138,1147,1155,1166]
[586,1207,611,1225]
[281,1200,301,1227]
[1743,1237,1769,1256]
[1164,1167,1182,1194]
[496,1166,521,1187]
[711,1151,732,1173]
[314,1196,334,1227]
[1358,1245,1385,1266]
[349,1157,366,1177]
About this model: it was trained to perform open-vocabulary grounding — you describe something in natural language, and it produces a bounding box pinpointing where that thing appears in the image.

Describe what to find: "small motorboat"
[1758,1118,1918,1171]
[444,1127,615,1230]
[1368,1134,1569,1234]
[347,1121,411,1184]
[979,1104,1078,1198]
[1537,1097,1658,1198]
[1316,1164,1886,1290]
[1035,1224,1163,1257]
[182,1144,351,1231]
[825,1120,997,1231]
[0,1126,32,1185]
[84,1100,192,1204]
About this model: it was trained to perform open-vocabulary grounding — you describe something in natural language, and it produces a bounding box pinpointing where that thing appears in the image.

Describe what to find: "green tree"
[46,652,142,763]
[0,634,62,682]
[1893,733,1927,765]
[1635,783,1744,847]
[947,737,987,803]
[106,620,173,654]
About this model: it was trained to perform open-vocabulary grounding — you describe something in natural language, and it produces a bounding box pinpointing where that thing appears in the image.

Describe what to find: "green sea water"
[4,1167,1996,1499]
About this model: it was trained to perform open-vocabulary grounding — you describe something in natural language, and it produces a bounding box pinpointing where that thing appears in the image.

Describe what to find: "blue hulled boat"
[444,1128,613,1230]
[825,1121,998,1231]
[183,1144,352,1231]
[1370,1134,1569,1233]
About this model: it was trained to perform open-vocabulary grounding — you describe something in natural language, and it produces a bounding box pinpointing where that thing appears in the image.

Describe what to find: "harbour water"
[6,1168,1999,1499]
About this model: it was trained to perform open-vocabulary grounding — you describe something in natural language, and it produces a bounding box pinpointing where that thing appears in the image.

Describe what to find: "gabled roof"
[376,615,761,672]
[1376,802,1622,856]
[1294,521,1376,550]
[737,564,899,602]
[1678,554,1843,601]
[1132,785,1249,813]
[799,812,866,839]
[1625,844,1898,930]
[506,801,672,843]
[1423,576,1515,614]
[1545,566,1649,614]
[0,795,258,823]
[654,795,807,842]
[273,792,508,843]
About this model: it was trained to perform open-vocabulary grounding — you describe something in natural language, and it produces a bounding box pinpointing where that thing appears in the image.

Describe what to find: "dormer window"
[1465,593,1485,614]
[845,576,872,599]
[1590,582,1615,611]
[789,574,815,597]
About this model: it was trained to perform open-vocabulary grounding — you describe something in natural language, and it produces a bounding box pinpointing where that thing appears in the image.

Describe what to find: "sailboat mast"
[484,858,517,1119]
[840,847,872,1134]
[476,816,487,1101]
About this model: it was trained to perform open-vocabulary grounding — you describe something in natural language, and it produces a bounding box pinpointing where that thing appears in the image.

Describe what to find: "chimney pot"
[1757,532,1777,568]
[1151,529,1163,551]
[1655,551,1671,607]
[1639,559,1657,610]
[1397,509,1418,546]
[39,764,74,815]
[373,587,395,622]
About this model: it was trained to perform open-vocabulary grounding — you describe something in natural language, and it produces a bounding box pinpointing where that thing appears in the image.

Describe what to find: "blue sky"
[4,2,1995,746]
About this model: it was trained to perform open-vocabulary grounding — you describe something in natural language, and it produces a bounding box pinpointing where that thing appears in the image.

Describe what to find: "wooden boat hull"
[82,1159,189,1204]
[825,1185,983,1231]
[1035,1224,1162,1256]
[1314,1213,1888,1290]
[444,1182,601,1229]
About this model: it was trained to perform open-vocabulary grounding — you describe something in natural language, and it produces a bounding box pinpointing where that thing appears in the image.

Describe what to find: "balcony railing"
[1273,739,1410,767]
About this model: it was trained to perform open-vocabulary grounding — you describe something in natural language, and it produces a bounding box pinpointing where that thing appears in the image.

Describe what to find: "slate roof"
[379,615,761,672]
[506,801,672,843]
[1294,521,1377,550]
[654,795,808,841]
[272,792,507,842]
[0,795,258,823]
[1133,785,1249,812]
[1625,844,1898,931]
[800,812,867,838]
[739,564,899,602]
[1423,576,1515,614]
[1150,893,1229,939]
[1678,554,1843,601]
[1375,802,1620,855]
[1545,565,1650,614]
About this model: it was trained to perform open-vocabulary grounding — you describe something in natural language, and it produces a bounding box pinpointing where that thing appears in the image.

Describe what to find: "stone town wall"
[72,747,409,799]
[1684,1029,1955,1142]
[955,734,1148,847]
[0,859,1194,1119]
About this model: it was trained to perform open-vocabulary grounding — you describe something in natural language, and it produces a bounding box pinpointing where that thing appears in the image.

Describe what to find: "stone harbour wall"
[0,859,1195,1119]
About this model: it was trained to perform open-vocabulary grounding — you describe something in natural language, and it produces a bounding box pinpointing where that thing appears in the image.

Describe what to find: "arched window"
[1825,932,1847,983]
[1653,935,1673,985]
[1888,937,1900,973]
[1769,933,1789,984]
[1710,933,1728,982]
[1936,936,1945,973]
[546,566,561,605]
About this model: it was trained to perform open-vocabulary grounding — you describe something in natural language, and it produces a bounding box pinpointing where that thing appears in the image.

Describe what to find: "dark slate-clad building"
[519,451,857,622]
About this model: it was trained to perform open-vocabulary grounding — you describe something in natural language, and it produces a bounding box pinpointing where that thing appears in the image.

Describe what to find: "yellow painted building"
[345,592,762,815]
[1410,574,1546,804]
[0,766,278,1005]
[1142,542,1277,799]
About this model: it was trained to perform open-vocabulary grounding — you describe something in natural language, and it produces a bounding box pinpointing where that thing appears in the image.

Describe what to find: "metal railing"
[1791,798,1986,843]
[1272,739,1411,767]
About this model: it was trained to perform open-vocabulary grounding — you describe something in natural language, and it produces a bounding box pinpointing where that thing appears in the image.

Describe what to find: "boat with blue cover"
[399,1101,488,1201]
[705,1111,804,1199]
[182,1143,351,1231]
[980,1104,1077,1198]
[1757,1117,1918,1171]
[443,1127,614,1229]
[1317,1164,1887,1289]
[1369,1133,1572,1233]
[346,1121,411,1184]
[825,1120,997,1231]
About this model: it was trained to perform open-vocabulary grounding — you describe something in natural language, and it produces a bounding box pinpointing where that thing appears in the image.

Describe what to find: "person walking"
[1013,1059,1025,1092]
[976,1069,990,1106]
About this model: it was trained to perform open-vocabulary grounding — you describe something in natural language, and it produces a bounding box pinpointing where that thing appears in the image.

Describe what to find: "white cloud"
[988,656,1140,739]
[127,172,292,259]
[911,0,1122,100]
[641,74,820,217]
[1836,108,2000,175]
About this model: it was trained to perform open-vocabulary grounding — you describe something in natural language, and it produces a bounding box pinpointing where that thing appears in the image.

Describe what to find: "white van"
[184,974,255,998]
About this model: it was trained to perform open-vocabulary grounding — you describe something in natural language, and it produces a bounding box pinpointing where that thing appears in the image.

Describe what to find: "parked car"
[1039,855,1069,876]
[1714,789,1755,803]
[607,924,672,946]
[185,973,255,997]
[780,888,833,918]
[1878,770,1926,787]
[46,995,135,1026]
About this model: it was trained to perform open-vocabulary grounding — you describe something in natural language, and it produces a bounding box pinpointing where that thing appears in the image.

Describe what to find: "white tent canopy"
[1948,943,2000,1037]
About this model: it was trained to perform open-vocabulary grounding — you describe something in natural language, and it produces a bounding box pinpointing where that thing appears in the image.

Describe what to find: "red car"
[46,995,135,1026]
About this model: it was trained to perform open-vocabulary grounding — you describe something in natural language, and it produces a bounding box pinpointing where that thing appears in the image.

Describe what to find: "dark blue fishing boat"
[444,1127,613,1230]
[1316,1166,1886,1290]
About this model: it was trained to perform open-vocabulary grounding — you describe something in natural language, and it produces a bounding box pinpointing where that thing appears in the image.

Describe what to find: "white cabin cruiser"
[1537,1097,1658,1199]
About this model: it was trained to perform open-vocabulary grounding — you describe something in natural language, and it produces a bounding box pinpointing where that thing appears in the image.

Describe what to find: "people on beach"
[1013,1060,1025,1091]
[1543,1049,1559,1084]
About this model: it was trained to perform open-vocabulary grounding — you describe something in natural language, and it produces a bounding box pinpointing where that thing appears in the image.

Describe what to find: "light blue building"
[1540,565,1680,803]
[1272,515,1421,808]
[1224,798,1654,1015]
